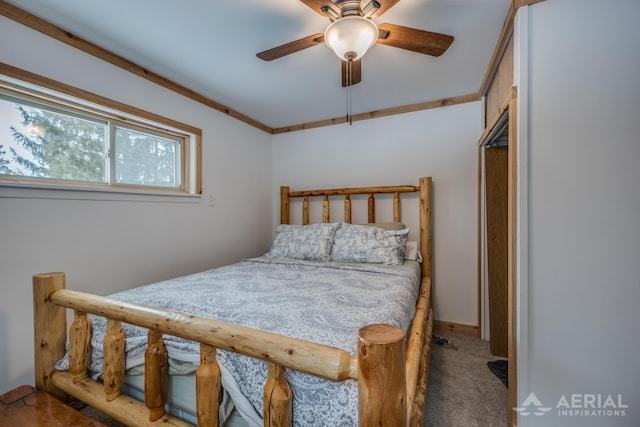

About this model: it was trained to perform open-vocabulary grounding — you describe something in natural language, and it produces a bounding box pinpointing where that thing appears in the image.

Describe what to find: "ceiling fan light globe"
[324,16,378,61]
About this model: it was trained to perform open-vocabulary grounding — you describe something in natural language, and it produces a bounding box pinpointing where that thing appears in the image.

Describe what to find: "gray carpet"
[424,331,508,427]
[81,332,508,426]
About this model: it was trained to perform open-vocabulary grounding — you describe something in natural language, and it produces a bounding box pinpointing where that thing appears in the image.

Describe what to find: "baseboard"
[434,320,480,337]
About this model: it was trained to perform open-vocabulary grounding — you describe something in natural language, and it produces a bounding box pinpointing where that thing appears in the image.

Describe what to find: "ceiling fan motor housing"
[337,0,366,17]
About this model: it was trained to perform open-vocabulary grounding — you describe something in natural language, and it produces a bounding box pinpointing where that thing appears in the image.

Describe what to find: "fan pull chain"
[347,59,353,125]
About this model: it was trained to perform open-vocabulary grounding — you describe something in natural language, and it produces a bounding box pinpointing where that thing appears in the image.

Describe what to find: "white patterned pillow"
[331,223,409,265]
[267,223,341,261]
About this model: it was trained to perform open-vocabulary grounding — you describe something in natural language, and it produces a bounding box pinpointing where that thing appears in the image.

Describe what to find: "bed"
[32,176,434,426]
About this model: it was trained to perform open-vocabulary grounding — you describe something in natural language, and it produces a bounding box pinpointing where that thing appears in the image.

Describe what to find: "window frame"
[0,68,202,197]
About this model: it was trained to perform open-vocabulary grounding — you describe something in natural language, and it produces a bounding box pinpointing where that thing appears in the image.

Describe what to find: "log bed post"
[344,194,352,223]
[303,196,309,225]
[145,330,168,422]
[103,319,125,402]
[419,176,432,280]
[33,272,67,401]
[263,363,293,427]
[196,343,221,427]
[280,186,290,225]
[68,310,91,383]
[322,195,330,223]
[393,191,401,223]
[357,324,406,426]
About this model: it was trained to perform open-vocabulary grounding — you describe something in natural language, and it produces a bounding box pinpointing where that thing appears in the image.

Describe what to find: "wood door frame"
[478,86,518,426]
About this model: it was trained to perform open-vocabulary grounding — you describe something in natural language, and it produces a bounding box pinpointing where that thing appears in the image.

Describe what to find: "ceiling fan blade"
[373,0,401,17]
[257,33,325,61]
[376,23,454,57]
[299,0,337,16]
[341,59,362,87]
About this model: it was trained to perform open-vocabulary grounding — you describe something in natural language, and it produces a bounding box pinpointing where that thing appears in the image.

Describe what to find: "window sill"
[0,181,201,204]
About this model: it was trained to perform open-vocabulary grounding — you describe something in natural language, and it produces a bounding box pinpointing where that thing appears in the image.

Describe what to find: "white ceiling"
[5,0,510,130]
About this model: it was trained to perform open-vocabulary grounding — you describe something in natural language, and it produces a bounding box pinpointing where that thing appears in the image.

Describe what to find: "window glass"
[114,126,179,188]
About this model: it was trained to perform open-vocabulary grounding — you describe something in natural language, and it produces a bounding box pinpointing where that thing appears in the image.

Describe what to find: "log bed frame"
[33,176,434,427]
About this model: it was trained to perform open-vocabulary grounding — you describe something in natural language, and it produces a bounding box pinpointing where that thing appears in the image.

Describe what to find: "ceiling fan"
[256,0,454,87]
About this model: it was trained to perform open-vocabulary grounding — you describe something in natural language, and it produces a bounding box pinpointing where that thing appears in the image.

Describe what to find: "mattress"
[57,257,421,426]
[122,371,248,426]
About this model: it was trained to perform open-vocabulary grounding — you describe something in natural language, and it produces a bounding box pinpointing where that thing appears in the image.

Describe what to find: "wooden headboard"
[279,176,432,279]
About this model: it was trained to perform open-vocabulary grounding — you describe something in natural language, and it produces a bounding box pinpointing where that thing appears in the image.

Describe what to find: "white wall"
[0,16,273,393]
[272,102,482,327]
[518,1,640,425]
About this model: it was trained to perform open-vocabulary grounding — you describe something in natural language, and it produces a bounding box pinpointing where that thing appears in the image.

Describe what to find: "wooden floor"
[0,385,107,427]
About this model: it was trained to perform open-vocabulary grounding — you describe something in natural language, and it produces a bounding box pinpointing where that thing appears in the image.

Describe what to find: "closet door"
[485,145,508,357]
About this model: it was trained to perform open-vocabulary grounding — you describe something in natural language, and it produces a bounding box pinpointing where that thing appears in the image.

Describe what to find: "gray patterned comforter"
[57,256,420,426]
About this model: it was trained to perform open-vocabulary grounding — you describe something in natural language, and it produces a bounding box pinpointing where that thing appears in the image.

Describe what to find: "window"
[0,75,201,195]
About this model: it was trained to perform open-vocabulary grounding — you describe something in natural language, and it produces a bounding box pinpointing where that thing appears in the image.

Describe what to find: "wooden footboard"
[33,272,432,427]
